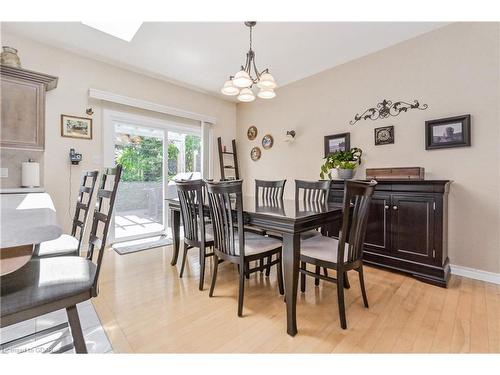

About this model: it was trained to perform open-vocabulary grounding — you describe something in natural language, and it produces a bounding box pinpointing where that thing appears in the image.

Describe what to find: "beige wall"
[1,31,236,234]
[237,23,500,273]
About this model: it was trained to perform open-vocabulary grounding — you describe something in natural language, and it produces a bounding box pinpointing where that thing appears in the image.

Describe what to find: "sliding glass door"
[114,123,165,241]
[104,110,206,243]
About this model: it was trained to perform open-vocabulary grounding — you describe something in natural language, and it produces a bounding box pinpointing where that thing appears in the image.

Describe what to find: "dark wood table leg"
[282,232,300,336]
[170,209,181,266]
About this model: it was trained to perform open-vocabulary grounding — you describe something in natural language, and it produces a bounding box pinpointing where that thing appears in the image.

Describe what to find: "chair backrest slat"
[295,180,331,205]
[85,165,122,296]
[205,180,244,259]
[176,179,206,245]
[255,179,286,204]
[71,170,99,250]
[337,180,376,265]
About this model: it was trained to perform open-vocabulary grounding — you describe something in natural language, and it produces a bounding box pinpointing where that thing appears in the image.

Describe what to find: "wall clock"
[374,126,395,145]
[247,126,258,140]
[250,146,261,161]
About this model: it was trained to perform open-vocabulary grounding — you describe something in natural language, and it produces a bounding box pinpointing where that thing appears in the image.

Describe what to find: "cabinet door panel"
[364,194,391,254]
[0,77,44,150]
[391,195,435,263]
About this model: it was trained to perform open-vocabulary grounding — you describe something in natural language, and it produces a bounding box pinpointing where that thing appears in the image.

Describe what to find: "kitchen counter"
[0,187,45,194]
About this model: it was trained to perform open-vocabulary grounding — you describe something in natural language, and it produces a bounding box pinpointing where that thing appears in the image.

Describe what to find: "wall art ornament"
[262,134,273,149]
[247,125,258,140]
[250,146,261,161]
[374,126,394,145]
[350,99,428,125]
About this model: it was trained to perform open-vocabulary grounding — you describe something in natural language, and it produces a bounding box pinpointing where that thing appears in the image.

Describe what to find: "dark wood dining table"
[167,195,343,336]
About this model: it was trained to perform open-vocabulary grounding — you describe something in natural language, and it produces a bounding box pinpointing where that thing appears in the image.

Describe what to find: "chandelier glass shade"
[221,22,277,102]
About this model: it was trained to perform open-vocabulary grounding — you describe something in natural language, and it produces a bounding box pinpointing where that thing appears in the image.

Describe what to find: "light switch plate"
[0,168,8,178]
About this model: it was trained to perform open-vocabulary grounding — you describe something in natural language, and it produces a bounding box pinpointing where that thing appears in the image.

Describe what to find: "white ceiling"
[2,22,447,99]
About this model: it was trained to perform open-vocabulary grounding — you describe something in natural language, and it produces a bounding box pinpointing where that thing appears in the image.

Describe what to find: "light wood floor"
[92,244,500,353]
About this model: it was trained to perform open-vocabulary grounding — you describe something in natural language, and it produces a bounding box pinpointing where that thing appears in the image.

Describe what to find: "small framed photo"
[374,126,395,146]
[324,132,350,157]
[425,114,471,150]
[61,114,92,140]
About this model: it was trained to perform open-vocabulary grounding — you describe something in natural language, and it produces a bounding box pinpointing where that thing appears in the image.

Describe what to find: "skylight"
[81,21,142,42]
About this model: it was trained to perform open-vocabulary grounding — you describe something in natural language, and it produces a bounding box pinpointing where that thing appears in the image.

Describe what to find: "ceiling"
[2,22,447,99]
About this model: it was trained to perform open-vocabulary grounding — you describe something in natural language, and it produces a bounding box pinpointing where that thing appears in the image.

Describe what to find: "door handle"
[384,205,389,210]
[392,205,398,210]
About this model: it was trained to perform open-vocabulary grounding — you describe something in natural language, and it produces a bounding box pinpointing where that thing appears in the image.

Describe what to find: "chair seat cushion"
[300,235,349,264]
[36,234,80,258]
[235,231,282,257]
[1,257,96,318]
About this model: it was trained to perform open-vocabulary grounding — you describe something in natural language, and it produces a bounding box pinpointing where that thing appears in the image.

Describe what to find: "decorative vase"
[1,46,21,68]
[336,168,355,180]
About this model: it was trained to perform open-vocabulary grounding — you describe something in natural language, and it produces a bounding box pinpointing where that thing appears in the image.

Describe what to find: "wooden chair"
[254,179,286,275]
[299,180,376,329]
[176,179,215,291]
[0,165,122,353]
[205,179,284,317]
[255,179,286,201]
[34,170,99,258]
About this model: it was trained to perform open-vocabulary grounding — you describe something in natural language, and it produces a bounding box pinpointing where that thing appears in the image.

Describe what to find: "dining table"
[0,192,62,276]
[166,195,343,336]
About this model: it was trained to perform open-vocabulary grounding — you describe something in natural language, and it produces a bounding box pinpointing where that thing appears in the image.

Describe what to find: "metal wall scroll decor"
[349,99,428,125]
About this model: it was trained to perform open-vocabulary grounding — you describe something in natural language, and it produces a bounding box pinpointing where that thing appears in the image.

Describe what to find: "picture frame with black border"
[425,114,471,150]
[324,132,350,157]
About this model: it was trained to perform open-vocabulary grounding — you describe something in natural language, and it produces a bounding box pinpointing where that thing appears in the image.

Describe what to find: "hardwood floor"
[92,244,500,353]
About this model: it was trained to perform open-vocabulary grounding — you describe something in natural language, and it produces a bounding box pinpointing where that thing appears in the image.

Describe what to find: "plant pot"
[336,168,356,180]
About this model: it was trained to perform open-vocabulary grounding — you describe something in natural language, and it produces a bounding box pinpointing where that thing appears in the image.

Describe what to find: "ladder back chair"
[34,170,99,258]
[0,165,122,353]
[176,179,215,290]
[254,179,286,275]
[205,179,284,317]
[299,180,376,329]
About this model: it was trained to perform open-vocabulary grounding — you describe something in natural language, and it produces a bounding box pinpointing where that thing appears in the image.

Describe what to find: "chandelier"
[220,21,277,102]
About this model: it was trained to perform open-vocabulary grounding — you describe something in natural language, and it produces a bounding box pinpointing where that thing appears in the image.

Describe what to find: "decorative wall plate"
[250,146,261,161]
[262,134,273,149]
[247,126,258,140]
[374,126,395,145]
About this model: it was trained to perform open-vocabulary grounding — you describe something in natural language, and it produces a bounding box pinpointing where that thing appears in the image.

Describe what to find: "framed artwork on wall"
[61,114,92,140]
[425,114,471,150]
[324,132,350,157]
[374,126,395,145]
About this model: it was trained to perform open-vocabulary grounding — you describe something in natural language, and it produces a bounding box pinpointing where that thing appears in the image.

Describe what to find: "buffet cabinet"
[328,180,451,287]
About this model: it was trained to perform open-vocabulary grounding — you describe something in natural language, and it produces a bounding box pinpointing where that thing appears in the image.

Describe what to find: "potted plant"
[320,147,363,180]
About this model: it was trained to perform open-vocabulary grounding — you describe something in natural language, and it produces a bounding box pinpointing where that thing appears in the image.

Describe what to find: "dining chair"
[254,179,286,275]
[205,179,284,317]
[33,170,99,258]
[176,179,215,291]
[0,165,122,353]
[299,180,376,329]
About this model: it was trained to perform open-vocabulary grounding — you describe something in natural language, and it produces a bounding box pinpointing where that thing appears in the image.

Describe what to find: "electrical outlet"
[0,168,8,178]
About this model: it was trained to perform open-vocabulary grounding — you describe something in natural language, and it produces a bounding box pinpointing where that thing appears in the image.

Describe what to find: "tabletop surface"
[0,193,62,249]
[167,195,343,220]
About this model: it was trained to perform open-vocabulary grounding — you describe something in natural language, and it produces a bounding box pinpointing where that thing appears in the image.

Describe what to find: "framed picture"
[324,132,350,157]
[61,115,92,140]
[425,114,471,150]
[374,126,395,145]
[262,134,273,150]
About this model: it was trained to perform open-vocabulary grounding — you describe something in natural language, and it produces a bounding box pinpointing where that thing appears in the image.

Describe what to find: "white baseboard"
[450,264,500,285]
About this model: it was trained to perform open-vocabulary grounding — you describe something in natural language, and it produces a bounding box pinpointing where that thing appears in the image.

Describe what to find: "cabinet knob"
[392,205,398,210]
[384,205,389,210]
